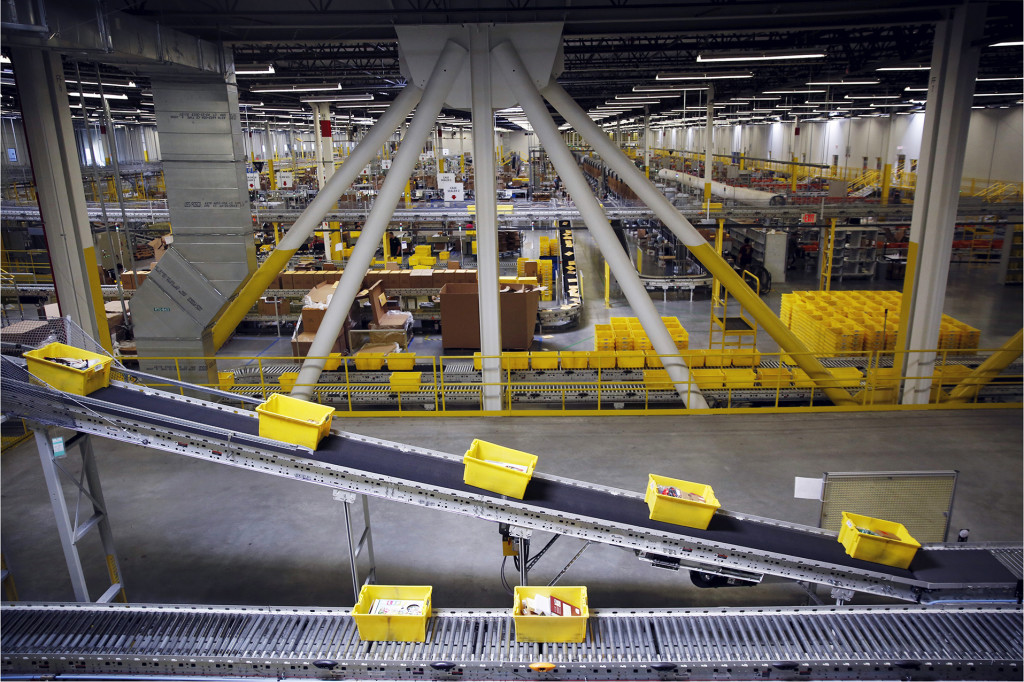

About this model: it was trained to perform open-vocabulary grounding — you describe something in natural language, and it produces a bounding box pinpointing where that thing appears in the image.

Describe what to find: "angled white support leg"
[31,425,126,603]
[492,40,707,409]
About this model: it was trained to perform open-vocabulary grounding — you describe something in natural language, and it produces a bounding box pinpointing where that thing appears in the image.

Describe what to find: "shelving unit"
[726,225,788,283]
[819,225,879,281]
[999,224,1023,284]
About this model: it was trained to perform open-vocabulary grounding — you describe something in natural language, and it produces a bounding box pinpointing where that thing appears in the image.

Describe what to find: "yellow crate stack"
[780,291,980,356]
[538,236,554,257]
[594,323,615,351]
[539,260,554,301]
[408,244,437,268]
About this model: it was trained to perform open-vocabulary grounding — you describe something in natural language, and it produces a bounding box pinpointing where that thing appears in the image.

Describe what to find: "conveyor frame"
[2,358,1020,606]
[2,601,1021,680]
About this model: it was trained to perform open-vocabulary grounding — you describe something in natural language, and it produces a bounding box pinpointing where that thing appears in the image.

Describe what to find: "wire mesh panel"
[819,471,957,542]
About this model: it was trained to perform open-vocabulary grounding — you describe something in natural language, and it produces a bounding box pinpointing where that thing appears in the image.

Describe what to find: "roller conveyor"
[2,601,1021,680]
[2,360,1020,606]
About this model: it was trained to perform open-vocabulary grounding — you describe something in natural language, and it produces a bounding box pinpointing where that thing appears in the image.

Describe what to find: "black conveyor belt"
[88,386,1014,587]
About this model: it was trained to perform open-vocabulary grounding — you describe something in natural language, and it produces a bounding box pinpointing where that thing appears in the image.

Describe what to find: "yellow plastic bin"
[501,352,530,371]
[616,350,646,369]
[24,342,113,396]
[513,585,588,643]
[389,371,422,393]
[387,353,417,371]
[354,352,388,371]
[352,584,432,642]
[645,474,721,530]
[463,439,537,499]
[530,352,560,370]
[588,351,616,369]
[839,511,921,569]
[560,351,589,369]
[255,393,335,450]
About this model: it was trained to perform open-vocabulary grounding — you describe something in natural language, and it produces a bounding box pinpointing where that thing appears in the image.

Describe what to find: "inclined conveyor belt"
[77,385,1017,591]
[2,602,1021,680]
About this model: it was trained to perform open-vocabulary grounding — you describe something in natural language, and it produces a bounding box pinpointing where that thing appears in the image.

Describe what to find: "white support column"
[470,25,503,411]
[704,85,714,205]
[291,41,467,399]
[898,6,985,405]
[493,40,706,409]
[314,102,335,189]
[11,47,110,350]
[643,106,651,177]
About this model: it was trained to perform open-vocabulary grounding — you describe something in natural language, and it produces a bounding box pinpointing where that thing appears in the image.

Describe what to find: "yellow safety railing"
[0,252,54,285]
[118,348,1021,416]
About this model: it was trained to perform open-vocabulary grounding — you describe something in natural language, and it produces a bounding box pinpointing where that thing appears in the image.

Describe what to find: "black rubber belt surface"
[89,386,1014,586]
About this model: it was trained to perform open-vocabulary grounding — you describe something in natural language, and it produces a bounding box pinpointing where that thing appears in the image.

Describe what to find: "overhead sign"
[440,182,464,202]
[438,172,456,185]
[380,159,392,170]
[246,171,259,191]
[277,171,294,189]
[801,213,817,224]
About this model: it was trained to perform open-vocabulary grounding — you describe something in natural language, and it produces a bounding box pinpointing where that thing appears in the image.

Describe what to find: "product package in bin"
[513,586,588,643]
[23,342,113,396]
[463,439,538,499]
[352,585,432,642]
[645,474,721,530]
[255,393,335,450]
[839,511,921,569]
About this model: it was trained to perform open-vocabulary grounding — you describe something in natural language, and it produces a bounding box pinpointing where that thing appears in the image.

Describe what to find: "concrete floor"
[2,410,1020,610]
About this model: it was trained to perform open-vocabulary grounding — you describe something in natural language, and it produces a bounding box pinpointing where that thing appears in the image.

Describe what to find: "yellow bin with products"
[839,511,921,569]
[463,439,537,499]
[255,393,335,450]
[352,584,432,642]
[513,585,588,643]
[24,342,113,396]
[645,474,721,530]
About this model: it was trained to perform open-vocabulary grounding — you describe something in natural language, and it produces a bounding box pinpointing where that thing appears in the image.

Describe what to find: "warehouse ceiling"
[1,0,1021,131]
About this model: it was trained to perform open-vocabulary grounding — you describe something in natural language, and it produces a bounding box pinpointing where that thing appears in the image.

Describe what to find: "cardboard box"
[301,281,339,333]
[290,317,347,357]
[440,283,539,350]
[104,300,128,329]
[259,296,287,316]
[279,270,296,289]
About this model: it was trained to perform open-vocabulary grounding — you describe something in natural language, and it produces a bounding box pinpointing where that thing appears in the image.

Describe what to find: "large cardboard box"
[259,296,287,316]
[290,316,348,357]
[148,234,173,262]
[300,281,339,333]
[440,283,539,350]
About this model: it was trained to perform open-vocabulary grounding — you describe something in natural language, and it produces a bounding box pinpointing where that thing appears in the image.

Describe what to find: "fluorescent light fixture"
[235,64,275,75]
[806,79,879,86]
[977,76,1024,81]
[250,83,342,93]
[239,101,264,107]
[870,103,913,107]
[300,94,374,103]
[876,65,930,71]
[69,92,129,100]
[697,49,824,63]
[974,92,1024,96]
[615,94,673,100]
[605,100,658,105]
[989,41,1024,47]
[845,94,900,99]
[0,55,9,64]
[66,78,137,88]
[762,89,826,95]
[656,71,752,81]
[904,86,929,92]
[632,84,708,92]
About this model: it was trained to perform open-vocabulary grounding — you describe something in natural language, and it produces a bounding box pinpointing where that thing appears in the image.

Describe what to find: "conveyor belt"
[3,363,1018,605]
[2,602,1020,680]
[89,387,1010,586]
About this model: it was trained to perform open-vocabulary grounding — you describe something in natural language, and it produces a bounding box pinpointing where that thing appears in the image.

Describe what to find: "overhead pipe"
[542,80,857,406]
[290,40,467,400]
[210,83,423,350]
[492,40,707,409]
